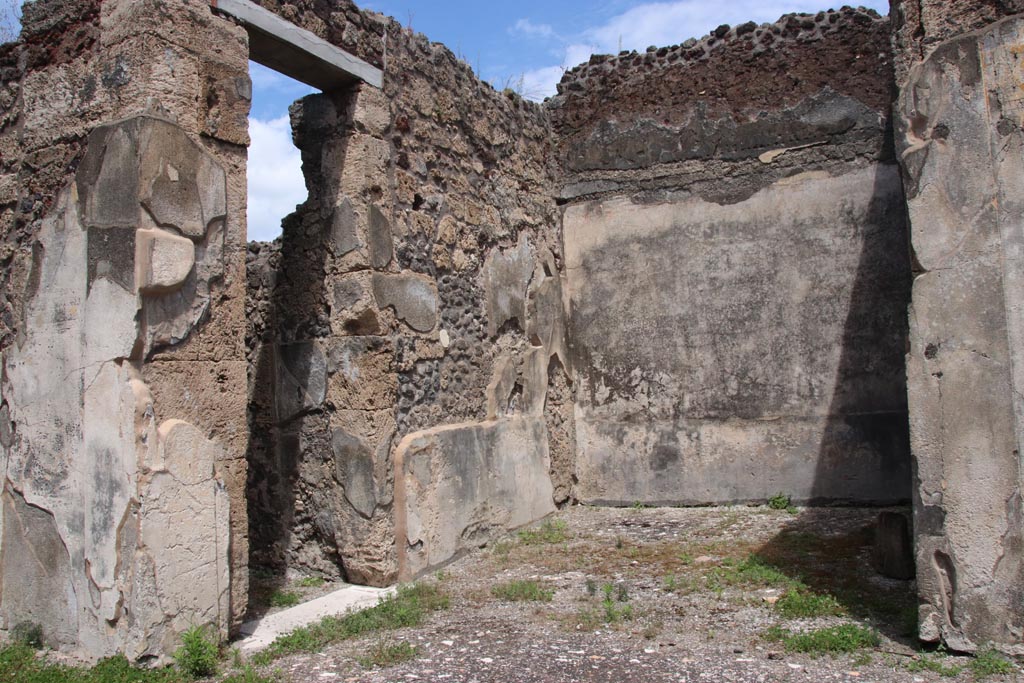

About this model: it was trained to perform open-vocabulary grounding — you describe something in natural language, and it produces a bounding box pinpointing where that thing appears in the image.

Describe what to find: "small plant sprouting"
[296,576,325,588]
[174,624,219,679]
[269,590,301,608]
[615,535,626,550]
[585,578,597,597]
[767,493,798,514]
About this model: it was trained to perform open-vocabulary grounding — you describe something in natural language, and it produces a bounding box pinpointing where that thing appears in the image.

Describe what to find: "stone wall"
[245,1,568,585]
[0,0,250,659]
[549,8,913,506]
[892,0,1024,655]
[3,0,1023,661]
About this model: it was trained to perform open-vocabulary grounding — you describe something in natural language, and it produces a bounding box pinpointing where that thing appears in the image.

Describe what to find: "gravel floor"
[242,505,1022,683]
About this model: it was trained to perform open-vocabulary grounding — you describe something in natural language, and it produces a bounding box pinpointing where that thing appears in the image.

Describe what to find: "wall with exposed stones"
[2,0,1023,662]
[891,0,1024,656]
[0,0,250,660]
[548,8,913,506]
[244,0,569,586]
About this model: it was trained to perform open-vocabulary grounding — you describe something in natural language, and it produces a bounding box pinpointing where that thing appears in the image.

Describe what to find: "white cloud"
[247,115,306,242]
[518,66,566,101]
[511,18,555,39]
[513,0,890,101]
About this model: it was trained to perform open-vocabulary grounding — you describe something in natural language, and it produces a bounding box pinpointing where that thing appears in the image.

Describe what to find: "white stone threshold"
[235,584,397,653]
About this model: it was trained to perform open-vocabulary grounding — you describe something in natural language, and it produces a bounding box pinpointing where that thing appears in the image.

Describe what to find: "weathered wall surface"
[551,9,912,506]
[893,1,1024,654]
[245,1,568,586]
[0,0,250,658]
[394,417,555,580]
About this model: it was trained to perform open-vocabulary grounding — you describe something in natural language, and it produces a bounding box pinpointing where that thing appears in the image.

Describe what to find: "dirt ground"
[249,505,1022,683]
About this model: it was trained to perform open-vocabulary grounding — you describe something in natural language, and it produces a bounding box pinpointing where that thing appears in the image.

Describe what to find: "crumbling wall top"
[548,7,892,147]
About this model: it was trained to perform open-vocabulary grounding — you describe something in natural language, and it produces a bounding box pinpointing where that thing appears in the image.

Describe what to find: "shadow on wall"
[757,157,916,635]
[246,90,351,610]
[807,153,913,506]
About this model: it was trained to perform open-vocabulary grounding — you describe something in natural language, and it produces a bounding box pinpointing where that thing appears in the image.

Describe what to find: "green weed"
[220,665,282,683]
[767,493,798,514]
[491,579,553,602]
[764,624,880,656]
[904,653,965,677]
[707,554,795,590]
[10,622,43,650]
[174,625,219,679]
[518,519,569,545]
[295,577,325,589]
[774,587,843,618]
[0,643,186,683]
[971,648,1015,678]
[357,638,418,668]
[268,590,300,608]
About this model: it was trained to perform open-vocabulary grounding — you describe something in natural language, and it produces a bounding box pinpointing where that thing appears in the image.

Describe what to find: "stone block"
[325,337,396,411]
[483,233,533,337]
[330,196,360,256]
[275,341,327,423]
[367,204,393,268]
[135,228,195,293]
[394,417,556,580]
[873,511,914,580]
[332,428,377,518]
[371,272,438,333]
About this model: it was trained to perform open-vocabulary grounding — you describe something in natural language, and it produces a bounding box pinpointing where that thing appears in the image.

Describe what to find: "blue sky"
[249,0,889,240]
[3,0,893,240]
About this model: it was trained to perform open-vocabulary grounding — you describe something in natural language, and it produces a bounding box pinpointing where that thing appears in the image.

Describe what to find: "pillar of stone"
[893,1,1024,654]
[0,0,250,660]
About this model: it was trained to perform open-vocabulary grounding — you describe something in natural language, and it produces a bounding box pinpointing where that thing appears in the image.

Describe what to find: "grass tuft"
[774,587,843,618]
[357,638,419,668]
[268,590,301,608]
[295,577,325,589]
[971,648,1015,678]
[491,579,553,602]
[764,624,879,656]
[252,582,448,666]
[0,643,185,682]
[707,554,794,591]
[220,665,282,683]
[518,519,569,545]
[904,653,965,677]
